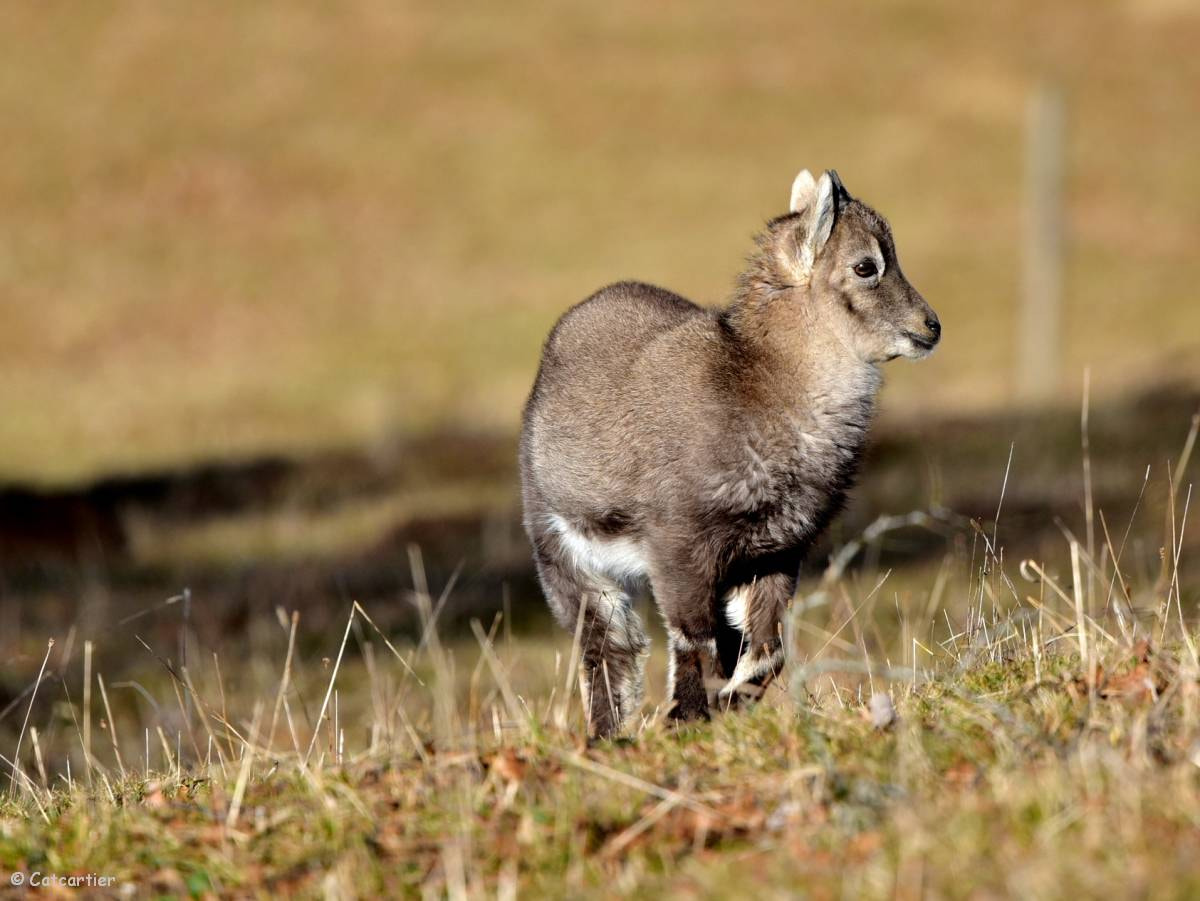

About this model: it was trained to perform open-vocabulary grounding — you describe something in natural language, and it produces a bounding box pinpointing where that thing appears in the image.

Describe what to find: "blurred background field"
[2,0,1199,483]
[1,0,1198,741]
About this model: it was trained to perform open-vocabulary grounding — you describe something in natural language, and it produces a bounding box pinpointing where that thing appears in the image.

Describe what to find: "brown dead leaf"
[944,761,980,787]
[1099,662,1169,703]
[490,749,527,784]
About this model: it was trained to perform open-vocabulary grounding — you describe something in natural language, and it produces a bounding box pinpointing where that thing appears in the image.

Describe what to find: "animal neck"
[721,277,882,435]
[719,276,882,530]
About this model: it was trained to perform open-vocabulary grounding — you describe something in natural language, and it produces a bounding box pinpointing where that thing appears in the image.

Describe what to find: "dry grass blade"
[213,651,237,761]
[83,640,93,786]
[1167,482,1196,667]
[7,639,53,799]
[1097,509,1135,642]
[304,605,356,765]
[993,441,1015,550]
[602,795,682,858]
[551,748,718,817]
[1070,542,1094,690]
[268,609,299,755]
[226,701,264,830]
[96,672,126,781]
[352,601,421,682]
[149,648,230,776]
[1081,370,1096,612]
[804,570,893,663]
[470,619,526,728]
[1170,412,1199,506]
[556,600,588,731]
[1019,560,1116,645]
[0,751,49,823]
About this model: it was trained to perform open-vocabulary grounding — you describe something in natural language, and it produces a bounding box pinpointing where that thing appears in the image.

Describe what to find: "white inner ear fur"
[807,173,836,256]
[789,169,817,213]
[790,172,836,281]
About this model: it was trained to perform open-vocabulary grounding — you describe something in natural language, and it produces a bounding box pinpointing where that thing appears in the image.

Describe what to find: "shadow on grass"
[0,382,1195,671]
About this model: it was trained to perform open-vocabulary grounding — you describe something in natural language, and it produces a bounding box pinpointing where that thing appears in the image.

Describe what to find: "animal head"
[770,169,940,363]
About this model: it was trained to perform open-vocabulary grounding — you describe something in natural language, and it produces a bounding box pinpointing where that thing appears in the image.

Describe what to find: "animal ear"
[789,169,817,213]
[789,171,837,278]
[827,169,852,203]
[784,168,841,282]
[806,172,837,256]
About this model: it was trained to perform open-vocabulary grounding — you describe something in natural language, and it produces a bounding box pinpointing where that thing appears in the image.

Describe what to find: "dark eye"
[853,259,878,278]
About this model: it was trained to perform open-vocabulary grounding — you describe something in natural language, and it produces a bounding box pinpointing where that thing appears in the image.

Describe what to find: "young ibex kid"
[520,169,940,737]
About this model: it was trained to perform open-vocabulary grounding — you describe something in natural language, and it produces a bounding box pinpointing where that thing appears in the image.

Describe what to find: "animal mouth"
[903,331,938,352]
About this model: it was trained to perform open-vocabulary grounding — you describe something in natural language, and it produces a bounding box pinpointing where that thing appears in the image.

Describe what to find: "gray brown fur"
[519,169,940,737]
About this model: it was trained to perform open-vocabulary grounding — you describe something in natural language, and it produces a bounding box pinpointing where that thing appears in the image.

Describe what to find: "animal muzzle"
[901,300,941,355]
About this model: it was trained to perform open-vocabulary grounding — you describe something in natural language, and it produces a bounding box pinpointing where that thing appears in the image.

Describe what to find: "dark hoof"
[716,682,765,712]
[587,734,636,750]
[666,702,711,724]
[714,693,743,712]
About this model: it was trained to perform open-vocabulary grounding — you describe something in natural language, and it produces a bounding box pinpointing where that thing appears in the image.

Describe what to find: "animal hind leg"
[578,585,650,738]
[529,529,649,738]
[717,571,794,707]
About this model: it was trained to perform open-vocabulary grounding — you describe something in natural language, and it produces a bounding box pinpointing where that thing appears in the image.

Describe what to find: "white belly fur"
[548,514,649,584]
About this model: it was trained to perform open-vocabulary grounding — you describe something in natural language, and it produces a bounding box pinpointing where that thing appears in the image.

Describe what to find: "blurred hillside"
[1,0,1197,486]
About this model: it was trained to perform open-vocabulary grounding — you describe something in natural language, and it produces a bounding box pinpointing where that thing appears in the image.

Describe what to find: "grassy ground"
[4,644,1200,898]
[1,430,1197,898]
[1,0,1198,484]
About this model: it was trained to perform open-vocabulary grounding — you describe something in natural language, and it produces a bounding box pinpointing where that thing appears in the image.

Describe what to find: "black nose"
[925,316,941,338]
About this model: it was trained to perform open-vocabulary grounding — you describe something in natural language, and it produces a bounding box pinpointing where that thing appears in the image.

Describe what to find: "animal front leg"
[649,548,719,724]
[665,627,715,723]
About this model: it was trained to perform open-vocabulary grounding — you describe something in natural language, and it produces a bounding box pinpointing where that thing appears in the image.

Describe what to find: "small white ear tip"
[789,169,817,212]
[791,170,815,192]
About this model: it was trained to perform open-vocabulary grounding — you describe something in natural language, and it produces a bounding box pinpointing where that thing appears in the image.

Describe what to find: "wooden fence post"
[1017,84,1065,402]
